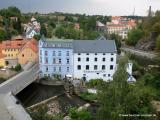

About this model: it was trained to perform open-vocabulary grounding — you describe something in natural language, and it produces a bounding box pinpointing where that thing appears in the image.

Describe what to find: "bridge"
[0,62,39,120]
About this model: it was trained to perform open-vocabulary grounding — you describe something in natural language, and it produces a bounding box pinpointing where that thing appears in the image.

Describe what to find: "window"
[40,50,42,55]
[45,51,48,56]
[86,53,89,55]
[111,58,114,62]
[67,67,69,72]
[59,59,61,64]
[46,66,48,72]
[53,58,56,64]
[78,57,81,61]
[94,58,98,62]
[53,67,56,72]
[103,74,106,77]
[95,53,97,55]
[94,65,97,70]
[53,51,56,56]
[59,67,61,72]
[86,65,89,70]
[102,58,105,62]
[103,53,106,55]
[86,57,89,62]
[58,51,61,56]
[111,53,114,55]
[67,59,70,64]
[66,51,69,56]
[77,65,81,70]
[45,57,48,64]
[78,53,81,55]
[108,74,111,77]
[102,65,105,70]
[110,65,113,70]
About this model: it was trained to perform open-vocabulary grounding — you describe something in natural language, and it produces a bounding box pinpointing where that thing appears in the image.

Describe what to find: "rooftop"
[40,36,117,53]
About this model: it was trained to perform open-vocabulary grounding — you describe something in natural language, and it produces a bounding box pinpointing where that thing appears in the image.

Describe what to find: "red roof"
[1,39,27,49]
[21,39,38,53]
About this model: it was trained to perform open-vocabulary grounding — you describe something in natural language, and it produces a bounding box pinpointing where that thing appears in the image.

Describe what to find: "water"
[16,83,65,107]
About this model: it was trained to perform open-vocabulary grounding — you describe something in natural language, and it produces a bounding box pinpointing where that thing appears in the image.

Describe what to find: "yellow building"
[0,53,5,67]
[1,40,27,59]
[17,40,38,65]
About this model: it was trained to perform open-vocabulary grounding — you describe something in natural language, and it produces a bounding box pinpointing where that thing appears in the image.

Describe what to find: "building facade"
[39,37,117,81]
[39,39,73,79]
[17,39,38,65]
[106,16,136,39]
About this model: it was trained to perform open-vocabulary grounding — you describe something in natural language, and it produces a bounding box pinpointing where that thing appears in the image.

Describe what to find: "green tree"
[69,107,92,120]
[126,28,144,46]
[0,29,7,41]
[40,24,47,37]
[96,57,155,120]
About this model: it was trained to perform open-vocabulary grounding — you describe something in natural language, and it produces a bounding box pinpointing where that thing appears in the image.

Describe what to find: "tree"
[126,28,144,46]
[33,34,41,41]
[49,22,56,29]
[109,33,122,54]
[156,35,160,50]
[40,24,47,37]
[69,107,92,120]
[0,29,7,41]
[96,57,155,120]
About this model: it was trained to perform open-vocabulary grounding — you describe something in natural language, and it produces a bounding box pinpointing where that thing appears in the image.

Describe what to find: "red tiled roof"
[1,40,27,49]
[21,39,38,53]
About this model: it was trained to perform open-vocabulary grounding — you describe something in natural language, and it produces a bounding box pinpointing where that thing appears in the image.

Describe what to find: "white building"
[24,17,41,39]
[106,16,136,39]
[73,39,117,81]
[39,36,117,81]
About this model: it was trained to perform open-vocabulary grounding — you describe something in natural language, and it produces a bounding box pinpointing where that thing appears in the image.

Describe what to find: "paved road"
[0,62,39,120]
[0,62,39,95]
[121,47,158,59]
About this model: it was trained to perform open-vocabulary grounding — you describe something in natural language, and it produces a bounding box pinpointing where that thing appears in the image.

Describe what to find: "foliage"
[156,35,160,50]
[33,34,41,41]
[126,28,144,46]
[0,29,8,41]
[96,57,155,120]
[11,64,22,72]
[69,107,93,120]
[80,92,97,101]
[86,79,104,88]
[108,33,122,54]
[132,60,141,71]
[40,24,47,37]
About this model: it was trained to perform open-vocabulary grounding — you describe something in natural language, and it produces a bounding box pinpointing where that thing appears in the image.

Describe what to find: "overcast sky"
[0,0,160,16]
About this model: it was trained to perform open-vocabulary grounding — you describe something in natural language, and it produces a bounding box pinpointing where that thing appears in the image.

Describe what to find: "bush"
[11,64,22,72]
[86,79,104,88]
[126,28,144,46]
[80,92,97,101]
[69,107,92,120]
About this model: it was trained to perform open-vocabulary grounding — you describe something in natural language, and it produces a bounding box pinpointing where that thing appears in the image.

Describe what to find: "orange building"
[1,39,27,59]
[17,39,38,65]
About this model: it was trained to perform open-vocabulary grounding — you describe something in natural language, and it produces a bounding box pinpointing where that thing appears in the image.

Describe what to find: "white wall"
[73,53,117,81]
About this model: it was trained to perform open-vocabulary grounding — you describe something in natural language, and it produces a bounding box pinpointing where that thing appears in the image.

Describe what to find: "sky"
[0,0,160,16]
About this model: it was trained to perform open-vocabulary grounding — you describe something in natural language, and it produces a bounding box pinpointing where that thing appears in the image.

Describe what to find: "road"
[0,62,39,95]
[0,62,38,120]
[121,47,158,59]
